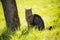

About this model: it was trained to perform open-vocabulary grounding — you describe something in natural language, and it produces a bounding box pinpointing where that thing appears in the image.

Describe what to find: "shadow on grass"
[0,28,15,40]
[19,29,29,38]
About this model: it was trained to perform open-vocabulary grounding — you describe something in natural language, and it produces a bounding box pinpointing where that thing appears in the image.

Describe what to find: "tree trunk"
[1,0,20,31]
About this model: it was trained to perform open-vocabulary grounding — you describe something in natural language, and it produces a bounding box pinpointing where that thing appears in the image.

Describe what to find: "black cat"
[25,8,44,30]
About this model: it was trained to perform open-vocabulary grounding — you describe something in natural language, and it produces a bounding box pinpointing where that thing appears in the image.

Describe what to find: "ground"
[0,0,60,40]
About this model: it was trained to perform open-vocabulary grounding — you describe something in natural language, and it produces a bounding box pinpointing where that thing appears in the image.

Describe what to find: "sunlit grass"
[0,0,60,40]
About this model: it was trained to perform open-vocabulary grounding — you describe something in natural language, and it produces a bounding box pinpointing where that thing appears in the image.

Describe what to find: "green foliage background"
[0,0,60,40]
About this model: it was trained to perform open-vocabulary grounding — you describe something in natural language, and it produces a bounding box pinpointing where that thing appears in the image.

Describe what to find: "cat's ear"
[29,8,31,10]
[25,8,27,11]
[25,8,27,10]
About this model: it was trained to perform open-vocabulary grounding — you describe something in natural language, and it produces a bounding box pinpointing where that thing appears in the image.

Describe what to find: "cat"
[25,8,44,30]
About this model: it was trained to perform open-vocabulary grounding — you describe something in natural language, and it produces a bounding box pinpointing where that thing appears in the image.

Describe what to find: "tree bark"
[1,0,20,31]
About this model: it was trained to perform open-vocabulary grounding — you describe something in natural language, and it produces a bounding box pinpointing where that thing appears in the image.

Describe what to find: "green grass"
[0,0,60,40]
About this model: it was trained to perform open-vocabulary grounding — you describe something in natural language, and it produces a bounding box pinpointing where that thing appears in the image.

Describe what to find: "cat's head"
[25,8,32,13]
[25,8,32,16]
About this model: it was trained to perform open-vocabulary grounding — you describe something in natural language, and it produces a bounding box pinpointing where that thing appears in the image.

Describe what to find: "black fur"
[48,26,52,30]
[25,9,44,30]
